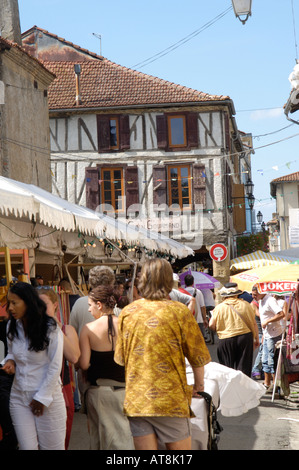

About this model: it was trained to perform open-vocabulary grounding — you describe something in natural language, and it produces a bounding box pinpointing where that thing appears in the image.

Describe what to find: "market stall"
[0,176,193,285]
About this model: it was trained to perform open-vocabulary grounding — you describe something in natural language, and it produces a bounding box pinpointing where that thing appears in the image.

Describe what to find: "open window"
[97,114,130,152]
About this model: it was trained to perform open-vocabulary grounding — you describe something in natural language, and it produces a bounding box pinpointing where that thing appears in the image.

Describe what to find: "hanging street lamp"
[245,177,254,197]
[256,211,263,224]
[232,0,252,25]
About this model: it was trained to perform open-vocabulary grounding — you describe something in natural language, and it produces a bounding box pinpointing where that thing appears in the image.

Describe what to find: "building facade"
[0,5,54,190]
[270,171,299,250]
[22,27,253,274]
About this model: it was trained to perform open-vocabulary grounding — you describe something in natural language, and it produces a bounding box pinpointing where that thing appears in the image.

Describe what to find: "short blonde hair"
[138,258,173,300]
[37,288,58,304]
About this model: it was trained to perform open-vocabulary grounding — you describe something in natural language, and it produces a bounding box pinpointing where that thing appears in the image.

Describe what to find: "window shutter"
[226,161,233,212]
[97,115,110,152]
[152,165,167,209]
[120,114,130,150]
[85,167,100,210]
[187,112,198,148]
[224,113,231,151]
[193,163,206,207]
[125,166,139,212]
[232,183,246,233]
[156,115,168,149]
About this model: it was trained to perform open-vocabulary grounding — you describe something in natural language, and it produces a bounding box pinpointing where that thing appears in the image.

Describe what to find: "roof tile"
[271,171,299,183]
[44,59,230,110]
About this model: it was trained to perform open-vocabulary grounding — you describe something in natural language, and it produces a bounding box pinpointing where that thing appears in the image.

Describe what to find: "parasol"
[230,264,299,294]
[179,268,221,290]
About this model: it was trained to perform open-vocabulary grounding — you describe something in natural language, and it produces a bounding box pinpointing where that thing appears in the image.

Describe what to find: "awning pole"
[1,247,12,287]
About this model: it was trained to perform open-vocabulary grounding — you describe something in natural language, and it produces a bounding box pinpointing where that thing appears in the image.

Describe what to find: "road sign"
[209,243,228,262]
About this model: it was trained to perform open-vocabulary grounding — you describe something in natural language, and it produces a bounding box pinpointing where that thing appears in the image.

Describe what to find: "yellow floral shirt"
[114,298,211,418]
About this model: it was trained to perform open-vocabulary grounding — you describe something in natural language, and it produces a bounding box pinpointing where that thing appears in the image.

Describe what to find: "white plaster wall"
[49,110,227,245]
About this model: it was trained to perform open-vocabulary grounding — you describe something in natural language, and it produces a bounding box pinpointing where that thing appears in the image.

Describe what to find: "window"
[101,167,124,212]
[167,115,187,148]
[86,165,139,213]
[97,114,130,152]
[109,117,119,149]
[157,113,198,150]
[167,165,191,208]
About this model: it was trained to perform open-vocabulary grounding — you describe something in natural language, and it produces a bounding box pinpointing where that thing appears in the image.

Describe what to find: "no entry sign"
[209,243,228,262]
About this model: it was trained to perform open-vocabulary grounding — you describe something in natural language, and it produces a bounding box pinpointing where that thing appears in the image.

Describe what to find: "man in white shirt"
[255,290,284,390]
[171,274,196,314]
[183,274,208,336]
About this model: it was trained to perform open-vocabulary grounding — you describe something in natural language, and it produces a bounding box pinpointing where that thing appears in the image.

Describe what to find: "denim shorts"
[128,416,191,444]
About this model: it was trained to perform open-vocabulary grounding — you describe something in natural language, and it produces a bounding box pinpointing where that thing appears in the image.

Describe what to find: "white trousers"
[9,387,67,450]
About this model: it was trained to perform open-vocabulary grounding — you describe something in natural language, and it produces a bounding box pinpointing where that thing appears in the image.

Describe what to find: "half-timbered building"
[22,26,253,271]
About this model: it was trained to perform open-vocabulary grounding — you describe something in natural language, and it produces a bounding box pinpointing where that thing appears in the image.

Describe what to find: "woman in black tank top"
[78,285,133,450]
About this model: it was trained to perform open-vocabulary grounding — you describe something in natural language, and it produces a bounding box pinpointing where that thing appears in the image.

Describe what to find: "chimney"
[0,0,21,45]
[74,64,82,106]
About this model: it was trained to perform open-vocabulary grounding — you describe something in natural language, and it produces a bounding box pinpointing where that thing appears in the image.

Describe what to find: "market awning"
[0,176,193,259]
[230,250,296,272]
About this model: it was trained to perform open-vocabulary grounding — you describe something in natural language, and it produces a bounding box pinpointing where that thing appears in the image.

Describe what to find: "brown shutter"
[156,115,168,149]
[187,112,198,148]
[119,114,130,150]
[152,165,167,209]
[97,115,110,152]
[85,167,100,210]
[232,183,246,233]
[226,161,233,212]
[224,113,231,151]
[193,163,206,208]
[125,166,139,212]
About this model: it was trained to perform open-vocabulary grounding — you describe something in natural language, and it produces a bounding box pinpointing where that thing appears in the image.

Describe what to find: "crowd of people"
[0,260,292,450]
[0,261,213,451]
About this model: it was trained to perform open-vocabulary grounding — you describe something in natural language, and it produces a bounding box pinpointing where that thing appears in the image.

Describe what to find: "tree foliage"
[236,231,269,256]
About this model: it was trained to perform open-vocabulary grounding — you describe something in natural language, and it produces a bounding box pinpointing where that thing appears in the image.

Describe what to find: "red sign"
[257,281,299,295]
[209,243,228,262]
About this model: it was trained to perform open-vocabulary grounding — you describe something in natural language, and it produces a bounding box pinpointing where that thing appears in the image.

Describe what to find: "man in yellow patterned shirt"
[114,259,211,451]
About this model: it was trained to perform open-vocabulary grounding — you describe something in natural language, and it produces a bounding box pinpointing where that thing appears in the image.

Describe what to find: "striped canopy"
[230,250,296,272]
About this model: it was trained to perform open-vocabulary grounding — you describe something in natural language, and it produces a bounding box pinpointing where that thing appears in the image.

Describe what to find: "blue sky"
[19,0,299,224]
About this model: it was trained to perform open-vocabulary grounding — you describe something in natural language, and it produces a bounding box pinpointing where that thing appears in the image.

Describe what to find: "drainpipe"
[74,64,82,106]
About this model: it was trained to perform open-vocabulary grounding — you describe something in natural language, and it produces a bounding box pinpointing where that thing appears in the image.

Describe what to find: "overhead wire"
[131,6,233,69]
[291,0,298,62]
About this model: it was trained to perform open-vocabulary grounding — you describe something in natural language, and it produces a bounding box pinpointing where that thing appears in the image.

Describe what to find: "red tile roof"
[270,171,299,197]
[271,171,299,183]
[43,59,230,110]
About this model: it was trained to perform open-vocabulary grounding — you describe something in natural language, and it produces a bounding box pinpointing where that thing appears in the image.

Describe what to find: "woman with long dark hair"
[38,287,79,450]
[2,282,66,450]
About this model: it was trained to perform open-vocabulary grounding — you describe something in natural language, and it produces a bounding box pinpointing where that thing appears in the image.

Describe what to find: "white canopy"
[0,176,193,259]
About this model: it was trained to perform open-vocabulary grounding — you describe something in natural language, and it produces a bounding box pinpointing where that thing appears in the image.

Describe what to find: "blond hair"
[138,259,173,300]
[37,288,58,304]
